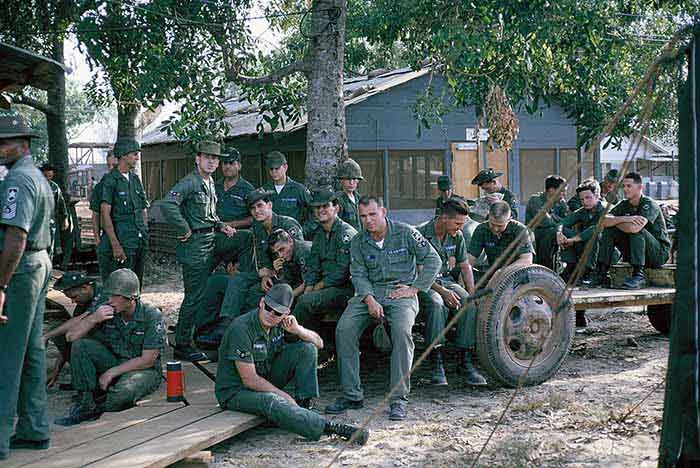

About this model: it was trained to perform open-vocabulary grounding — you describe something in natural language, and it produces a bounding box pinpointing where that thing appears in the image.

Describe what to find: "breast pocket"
[388,251,410,274]
[129,331,145,357]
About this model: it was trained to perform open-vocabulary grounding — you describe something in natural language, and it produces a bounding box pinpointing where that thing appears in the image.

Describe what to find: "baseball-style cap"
[221,148,241,163]
[264,283,294,314]
[265,151,287,169]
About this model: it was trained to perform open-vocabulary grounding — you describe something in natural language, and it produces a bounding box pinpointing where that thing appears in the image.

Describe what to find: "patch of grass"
[469,435,570,468]
[511,390,574,414]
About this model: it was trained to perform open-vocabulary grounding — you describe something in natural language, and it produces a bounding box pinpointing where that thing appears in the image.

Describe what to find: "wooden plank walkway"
[571,287,675,310]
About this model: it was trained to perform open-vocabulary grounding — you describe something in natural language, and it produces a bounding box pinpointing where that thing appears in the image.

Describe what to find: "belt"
[191,226,216,234]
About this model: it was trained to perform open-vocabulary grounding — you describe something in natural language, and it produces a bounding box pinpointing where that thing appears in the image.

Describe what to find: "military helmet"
[337,159,364,180]
[103,268,140,299]
[113,138,141,159]
[0,113,38,140]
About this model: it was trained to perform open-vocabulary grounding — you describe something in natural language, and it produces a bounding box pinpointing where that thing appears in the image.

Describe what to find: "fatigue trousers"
[193,273,229,332]
[533,226,559,270]
[220,272,262,319]
[560,227,600,270]
[293,287,354,328]
[70,338,161,412]
[336,295,418,403]
[418,279,475,350]
[175,232,215,346]
[212,232,238,271]
[599,228,669,268]
[222,342,325,440]
[0,252,51,452]
[98,243,147,285]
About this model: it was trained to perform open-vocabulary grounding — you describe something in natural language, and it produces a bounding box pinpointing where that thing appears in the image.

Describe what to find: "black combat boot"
[578,267,594,287]
[55,392,104,426]
[431,349,448,386]
[592,264,612,288]
[296,398,314,410]
[622,266,646,290]
[575,310,588,328]
[323,421,370,445]
[458,349,487,386]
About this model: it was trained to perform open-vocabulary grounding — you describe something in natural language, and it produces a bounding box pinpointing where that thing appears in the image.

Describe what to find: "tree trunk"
[117,102,139,139]
[304,0,348,188]
[45,35,68,192]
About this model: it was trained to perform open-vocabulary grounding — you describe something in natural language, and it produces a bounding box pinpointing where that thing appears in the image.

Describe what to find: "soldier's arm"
[466,228,484,267]
[43,312,89,341]
[303,236,322,287]
[227,216,253,229]
[349,238,374,300]
[524,197,538,225]
[407,228,442,292]
[324,227,356,288]
[513,227,535,266]
[160,180,193,237]
[235,360,297,404]
[106,349,160,379]
[459,261,476,295]
[0,226,27,292]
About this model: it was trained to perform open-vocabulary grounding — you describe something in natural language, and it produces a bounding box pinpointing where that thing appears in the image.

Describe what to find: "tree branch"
[12,95,55,116]
[225,59,309,86]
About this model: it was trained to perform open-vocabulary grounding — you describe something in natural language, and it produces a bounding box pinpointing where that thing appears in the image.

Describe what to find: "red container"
[166,360,184,402]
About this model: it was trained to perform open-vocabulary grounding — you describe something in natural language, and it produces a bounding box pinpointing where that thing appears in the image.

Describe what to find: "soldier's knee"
[105,390,136,412]
[297,342,318,363]
[71,338,91,355]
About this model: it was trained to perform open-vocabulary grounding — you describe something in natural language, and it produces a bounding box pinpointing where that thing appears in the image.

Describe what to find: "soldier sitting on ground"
[594,172,671,289]
[56,269,165,426]
[43,272,106,388]
[525,175,569,270]
[215,283,369,445]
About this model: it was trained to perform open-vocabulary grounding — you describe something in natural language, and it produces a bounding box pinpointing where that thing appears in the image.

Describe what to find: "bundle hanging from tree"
[485,83,519,152]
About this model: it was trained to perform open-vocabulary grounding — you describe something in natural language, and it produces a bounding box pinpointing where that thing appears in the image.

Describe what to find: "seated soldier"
[417,198,486,387]
[216,283,369,444]
[43,272,106,388]
[557,179,606,285]
[293,187,357,329]
[467,201,534,284]
[525,175,569,270]
[595,172,671,289]
[471,168,519,219]
[435,175,454,216]
[55,269,165,426]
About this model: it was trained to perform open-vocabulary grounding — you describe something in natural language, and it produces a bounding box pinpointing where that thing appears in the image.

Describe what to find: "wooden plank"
[22,406,220,468]
[571,287,675,310]
[87,411,263,468]
[138,362,218,407]
[5,405,180,468]
[610,264,676,288]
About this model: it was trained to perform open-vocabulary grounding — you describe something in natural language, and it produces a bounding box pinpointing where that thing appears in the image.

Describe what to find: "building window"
[389,150,444,209]
[350,151,385,200]
[519,148,578,201]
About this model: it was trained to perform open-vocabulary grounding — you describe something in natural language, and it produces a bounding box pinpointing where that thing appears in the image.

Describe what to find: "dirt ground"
[46,257,670,468]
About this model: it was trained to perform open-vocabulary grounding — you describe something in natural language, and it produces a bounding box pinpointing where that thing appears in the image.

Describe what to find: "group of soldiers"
[0,111,673,457]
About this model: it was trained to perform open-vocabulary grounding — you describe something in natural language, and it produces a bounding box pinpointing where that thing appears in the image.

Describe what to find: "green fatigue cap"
[605,169,619,183]
[337,158,364,180]
[246,187,275,208]
[309,186,337,207]
[471,168,503,186]
[113,138,141,158]
[220,147,241,163]
[372,320,392,351]
[265,150,287,169]
[54,271,99,291]
[104,268,140,299]
[264,282,294,314]
[437,175,452,191]
[0,113,39,140]
[196,140,223,157]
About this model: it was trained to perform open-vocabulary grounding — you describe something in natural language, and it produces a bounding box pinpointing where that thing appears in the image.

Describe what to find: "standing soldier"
[0,114,54,460]
[335,158,363,230]
[293,187,357,329]
[525,175,569,270]
[160,141,235,361]
[435,175,453,216]
[90,152,118,247]
[471,168,519,219]
[40,163,68,259]
[98,138,149,284]
[262,151,311,226]
[325,196,441,421]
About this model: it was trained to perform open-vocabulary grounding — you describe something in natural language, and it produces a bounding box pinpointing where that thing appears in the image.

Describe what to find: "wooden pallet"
[570,286,675,310]
[609,263,676,288]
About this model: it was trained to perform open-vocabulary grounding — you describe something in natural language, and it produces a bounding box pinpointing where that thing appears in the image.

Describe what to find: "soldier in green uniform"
[595,172,671,289]
[525,175,569,270]
[335,158,363,231]
[325,196,441,421]
[292,187,357,329]
[98,138,150,284]
[90,152,118,246]
[216,283,369,444]
[213,149,255,269]
[467,201,534,283]
[417,198,486,387]
[40,163,69,259]
[55,269,165,426]
[472,168,519,219]
[43,272,106,388]
[601,169,623,206]
[161,140,236,361]
[435,175,454,216]
[0,115,54,460]
[262,151,311,226]
[268,228,311,298]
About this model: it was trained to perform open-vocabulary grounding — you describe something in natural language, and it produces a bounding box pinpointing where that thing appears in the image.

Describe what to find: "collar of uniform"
[250,307,271,337]
[190,170,212,193]
[363,217,394,247]
[270,212,282,228]
[132,300,145,322]
[421,219,437,241]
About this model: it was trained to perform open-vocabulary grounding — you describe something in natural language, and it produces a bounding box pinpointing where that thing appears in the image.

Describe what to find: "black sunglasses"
[264,302,287,317]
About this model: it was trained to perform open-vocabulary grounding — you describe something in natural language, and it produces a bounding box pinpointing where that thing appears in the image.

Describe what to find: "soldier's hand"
[631,215,647,228]
[112,244,127,263]
[273,257,285,272]
[98,369,116,391]
[94,304,115,323]
[556,231,567,246]
[388,284,418,299]
[313,281,325,292]
[442,290,462,309]
[281,315,301,334]
[221,225,236,238]
[180,230,192,242]
[366,298,384,320]
[261,276,274,292]
[0,291,6,324]
[448,256,456,271]
[226,262,238,276]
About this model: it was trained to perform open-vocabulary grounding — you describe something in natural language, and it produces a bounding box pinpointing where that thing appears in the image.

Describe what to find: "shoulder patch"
[6,187,18,203]
[2,187,18,220]
[236,349,250,359]
[411,230,424,243]
[343,233,351,243]
[154,321,164,334]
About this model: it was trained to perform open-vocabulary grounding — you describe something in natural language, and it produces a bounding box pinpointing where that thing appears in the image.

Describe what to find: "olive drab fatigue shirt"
[161,170,221,236]
[215,177,255,222]
[349,219,442,301]
[304,217,357,288]
[215,308,285,405]
[335,191,361,231]
[418,219,467,280]
[262,177,311,224]
[99,168,150,250]
[525,192,570,230]
[468,220,534,269]
[498,187,519,219]
[251,213,303,272]
[87,300,166,370]
[0,155,54,268]
[560,201,606,243]
[610,195,672,252]
[74,285,107,316]
[280,240,311,289]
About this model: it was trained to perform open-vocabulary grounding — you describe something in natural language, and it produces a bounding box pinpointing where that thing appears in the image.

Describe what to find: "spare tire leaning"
[475,264,575,388]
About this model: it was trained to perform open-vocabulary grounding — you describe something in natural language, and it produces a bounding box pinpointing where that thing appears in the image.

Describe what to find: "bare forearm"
[46,314,86,340]
[227,217,252,229]
[292,283,305,298]
[0,227,27,286]
[460,263,475,294]
[294,326,324,349]
[91,212,101,243]
[244,373,291,398]
[110,355,157,377]
[141,209,148,227]
[66,314,100,342]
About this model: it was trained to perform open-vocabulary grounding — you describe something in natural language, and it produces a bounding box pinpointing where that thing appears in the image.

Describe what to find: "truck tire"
[476,264,575,387]
[647,304,672,335]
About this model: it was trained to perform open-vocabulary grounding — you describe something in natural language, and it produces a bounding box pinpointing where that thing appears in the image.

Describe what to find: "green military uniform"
[161,170,223,347]
[468,220,534,281]
[98,168,150,283]
[47,179,68,257]
[417,220,474,350]
[0,152,54,455]
[212,176,255,268]
[525,192,570,269]
[52,280,106,362]
[336,219,441,403]
[567,193,582,212]
[262,177,311,225]
[435,175,453,216]
[599,195,671,268]
[336,191,362,231]
[559,201,606,269]
[497,187,519,219]
[293,217,357,327]
[215,308,325,440]
[70,300,165,411]
[471,169,519,219]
